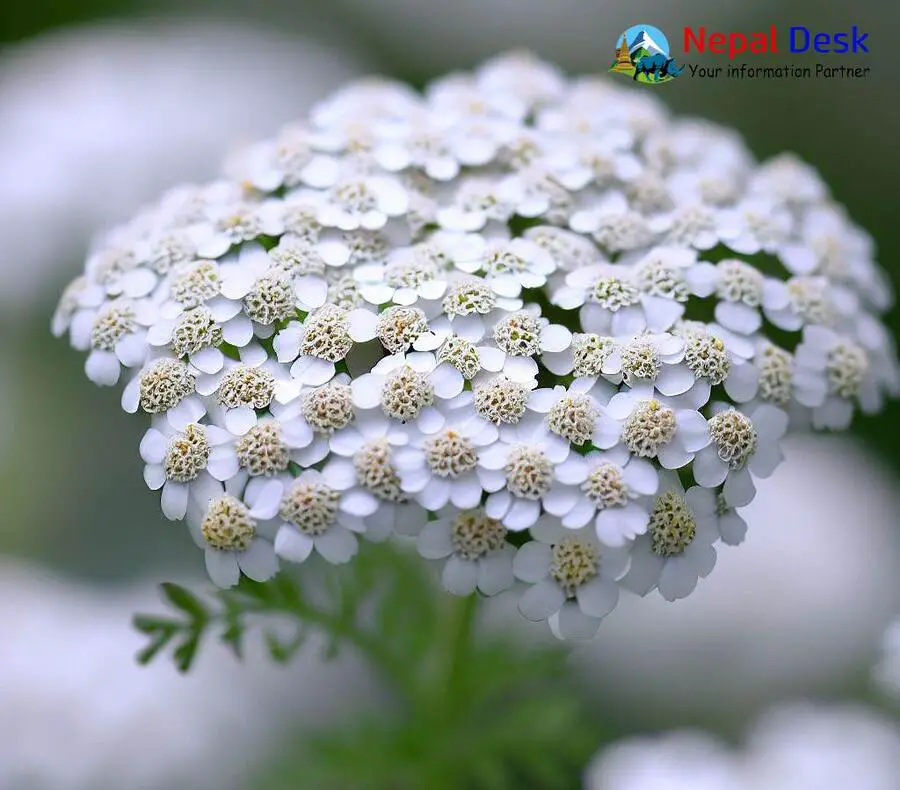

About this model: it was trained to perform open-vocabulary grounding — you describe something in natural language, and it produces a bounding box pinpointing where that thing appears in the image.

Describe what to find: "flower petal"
[723,467,756,507]
[442,556,479,596]
[518,578,565,621]
[575,577,619,619]
[161,481,190,520]
[315,525,359,564]
[274,526,314,563]
[238,539,279,581]
[657,556,699,601]
[206,549,241,588]
[692,446,729,488]
[513,541,551,582]
[347,309,378,342]
[477,552,515,596]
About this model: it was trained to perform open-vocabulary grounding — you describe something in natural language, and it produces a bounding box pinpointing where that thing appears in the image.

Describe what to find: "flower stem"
[446,593,479,696]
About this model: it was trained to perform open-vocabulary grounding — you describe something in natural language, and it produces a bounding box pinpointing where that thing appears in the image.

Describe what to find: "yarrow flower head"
[55,51,900,638]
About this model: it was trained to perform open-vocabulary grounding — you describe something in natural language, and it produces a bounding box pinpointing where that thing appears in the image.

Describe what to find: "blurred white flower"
[0,560,380,790]
[585,731,740,790]
[0,20,364,317]
[742,702,900,790]
[585,702,900,790]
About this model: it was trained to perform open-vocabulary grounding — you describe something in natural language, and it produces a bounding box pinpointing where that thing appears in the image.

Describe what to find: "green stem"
[446,593,478,696]
[282,590,417,703]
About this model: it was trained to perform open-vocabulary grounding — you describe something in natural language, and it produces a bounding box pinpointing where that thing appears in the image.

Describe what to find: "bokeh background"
[2,1,899,788]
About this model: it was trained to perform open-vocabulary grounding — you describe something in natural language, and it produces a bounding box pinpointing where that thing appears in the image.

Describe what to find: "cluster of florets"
[55,52,899,639]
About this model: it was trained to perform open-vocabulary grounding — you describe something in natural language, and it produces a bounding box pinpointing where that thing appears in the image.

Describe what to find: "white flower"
[481,308,573,384]
[648,199,741,250]
[599,392,710,471]
[691,404,788,508]
[539,331,610,379]
[735,340,825,415]
[686,258,790,335]
[353,242,450,306]
[724,196,794,255]
[794,325,880,429]
[671,323,756,410]
[525,378,613,447]
[272,466,379,565]
[229,124,341,192]
[157,259,222,319]
[413,274,523,350]
[556,252,693,336]
[84,244,159,300]
[145,306,230,376]
[568,191,651,253]
[479,413,571,530]
[197,200,284,258]
[121,356,208,430]
[497,165,573,223]
[600,332,693,395]
[436,176,515,232]
[621,474,719,601]
[326,410,411,466]
[316,173,409,230]
[202,414,316,484]
[545,443,657,545]
[749,152,829,208]
[139,420,232,520]
[428,71,526,123]
[392,400,500,509]
[513,517,629,639]
[417,507,516,596]
[475,51,567,109]
[268,231,344,277]
[83,298,157,385]
[371,120,462,181]
[272,304,378,389]
[186,479,281,588]
[52,276,107,339]
[309,76,421,135]
[451,233,557,298]
[524,224,603,272]
[547,130,642,191]
[764,274,835,331]
[349,350,464,431]
[325,417,430,540]
[209,243,273,301]
[190,349,290,434]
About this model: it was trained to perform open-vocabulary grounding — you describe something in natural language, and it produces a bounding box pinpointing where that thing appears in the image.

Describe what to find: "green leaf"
[160,582,209,622]
[172,632,203,673]
[265,626,307,663]
[133,620,176,666]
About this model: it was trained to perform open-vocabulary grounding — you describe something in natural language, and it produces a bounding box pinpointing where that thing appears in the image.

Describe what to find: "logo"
[610,24,684,84]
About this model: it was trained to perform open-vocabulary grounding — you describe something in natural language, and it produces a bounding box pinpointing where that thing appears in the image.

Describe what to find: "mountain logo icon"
[610,24,684,84]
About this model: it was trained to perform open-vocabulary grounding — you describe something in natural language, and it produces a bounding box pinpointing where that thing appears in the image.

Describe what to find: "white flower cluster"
[55,52,899,639]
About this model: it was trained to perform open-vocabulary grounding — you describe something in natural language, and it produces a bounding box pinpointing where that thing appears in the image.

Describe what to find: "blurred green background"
[1,1,899,788]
